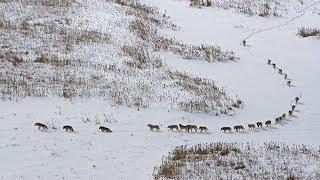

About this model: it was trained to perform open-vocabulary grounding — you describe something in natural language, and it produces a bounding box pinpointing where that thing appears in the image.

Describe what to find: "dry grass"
[0,0,240,114]
[153,36,237,62]
[154,142,320,179]
[298,27,320,38]
[168,70,238,113]
[129,19,154,41]
[186,0,289,17]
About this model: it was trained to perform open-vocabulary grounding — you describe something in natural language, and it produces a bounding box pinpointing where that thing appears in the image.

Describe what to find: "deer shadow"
[149,130,163,133]
[238,131,249,134]
[290,115,299,119]
[222,131,236,134]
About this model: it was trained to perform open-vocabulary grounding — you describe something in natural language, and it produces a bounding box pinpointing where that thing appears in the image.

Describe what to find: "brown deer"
[248,124,255,130]
[186,125,198,132]
[199,126,208,132]
[221,127,232,132]
[147,124,160,131]
[99,126,112,132]
[34,123,48,131]
[179,124,188,132]
[275,117,281,124]
[167,125,179,131]
[256,122,263,128]
[267,60,271,65]
[234,125,245,132]
[265,121,271,127]
[242,40,246,47]
[63,125,74,132]
[282,113,286,119]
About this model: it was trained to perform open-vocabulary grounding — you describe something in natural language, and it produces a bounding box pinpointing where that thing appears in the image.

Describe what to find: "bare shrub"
[298,27,320,38]
[258,3,271,17]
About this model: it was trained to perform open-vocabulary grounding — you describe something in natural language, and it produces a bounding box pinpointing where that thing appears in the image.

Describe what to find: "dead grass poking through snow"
[154,142,320,179]
[0,0,241,115]
[298,27,320,38]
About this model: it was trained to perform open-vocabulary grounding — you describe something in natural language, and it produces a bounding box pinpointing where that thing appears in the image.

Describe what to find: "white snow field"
[0,0,320,179]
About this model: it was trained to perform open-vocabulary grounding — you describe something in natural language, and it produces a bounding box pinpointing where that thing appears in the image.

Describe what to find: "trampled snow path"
[243,0,320,40]
[1,0,320,179]
[146,0,320,132]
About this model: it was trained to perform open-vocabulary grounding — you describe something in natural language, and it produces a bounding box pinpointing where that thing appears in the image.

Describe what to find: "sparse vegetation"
[168,70,239,113]
[186,0,307,17]
[298,27,320,38]
[153,36,237,62]
[189,0,212,7]
[154,142,320,179]
[0,0,240,114]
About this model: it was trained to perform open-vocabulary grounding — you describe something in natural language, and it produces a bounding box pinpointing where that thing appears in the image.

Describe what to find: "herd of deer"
[147,95,298,134]
[34,123,112,133]
[267,60,292,86]
[220,95,300,133]
[147,124,208,133]
[218,57,301,133]
[35,59,300,135]
[35,96,300,134]
[146,93,300,134]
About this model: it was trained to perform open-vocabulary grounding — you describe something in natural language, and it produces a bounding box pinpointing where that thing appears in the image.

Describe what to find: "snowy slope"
[0,0,320,179]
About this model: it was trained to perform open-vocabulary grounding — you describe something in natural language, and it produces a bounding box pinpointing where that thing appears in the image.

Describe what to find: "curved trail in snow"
[238,1,320,133]
[243,1,320,41]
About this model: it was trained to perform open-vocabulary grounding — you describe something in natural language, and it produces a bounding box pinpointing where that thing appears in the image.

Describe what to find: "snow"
[1,0,320,179]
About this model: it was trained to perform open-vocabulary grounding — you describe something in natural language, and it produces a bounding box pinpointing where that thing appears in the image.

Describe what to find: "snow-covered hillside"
[0,0,320,179]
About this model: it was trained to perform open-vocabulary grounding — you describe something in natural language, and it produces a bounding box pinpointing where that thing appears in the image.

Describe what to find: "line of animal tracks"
[237,1,320,134]
[243,1,320,41]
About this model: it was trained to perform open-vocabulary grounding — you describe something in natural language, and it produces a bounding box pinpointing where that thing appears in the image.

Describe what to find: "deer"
[265,121,272,127]
[234,125,245,132]
[248,124,256,130]
[287,80,291,86]
[267,60,271,65]
[221,127,232,132]
[199,126,208,133]
[34,123,48,131]
[147,124,160,131]
[63,125,74,132]
[167,125,179,131]
[99,126,112,132]
[256,122,263,128]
